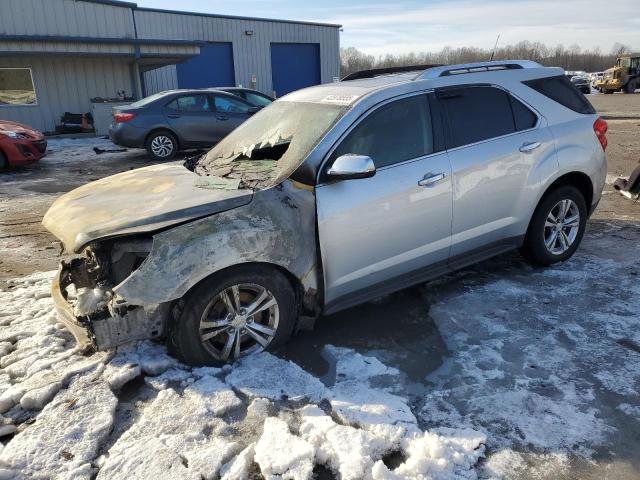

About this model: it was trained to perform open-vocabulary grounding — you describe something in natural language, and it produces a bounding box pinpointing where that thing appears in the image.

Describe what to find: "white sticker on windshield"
[320,94,359,105]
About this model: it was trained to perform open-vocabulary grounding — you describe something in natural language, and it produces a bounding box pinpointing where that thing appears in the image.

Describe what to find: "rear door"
[210,94,254,140]
[316,93,452,310]
[437,85,555,258]
[164,93,218,146]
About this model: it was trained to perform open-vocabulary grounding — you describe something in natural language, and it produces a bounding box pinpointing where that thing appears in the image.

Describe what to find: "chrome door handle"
[519,141,541,153]
[418,172,447,187]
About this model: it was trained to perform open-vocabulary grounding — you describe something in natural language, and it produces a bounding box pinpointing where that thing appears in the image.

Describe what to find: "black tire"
[603,89,613,94]
[625,79,637,94]
[520,186,588,266]
[145,130,178,161]
[0,151,7,171]
[168,265,297,366]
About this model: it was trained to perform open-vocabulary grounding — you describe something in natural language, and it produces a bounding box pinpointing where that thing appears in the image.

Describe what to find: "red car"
[0,120,47,169]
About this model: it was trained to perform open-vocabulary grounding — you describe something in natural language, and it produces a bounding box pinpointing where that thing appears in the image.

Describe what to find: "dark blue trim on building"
[77,0,137,7]
[74,0,341,28]
[136,7,342,28]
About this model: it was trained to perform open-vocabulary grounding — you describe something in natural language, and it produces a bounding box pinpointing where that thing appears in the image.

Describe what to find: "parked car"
[590,72,604,90]
[570,75,591,94]
[0,120,47,169]
[109,89,259,161]
[215,87,274,108]
[44,60,606,366]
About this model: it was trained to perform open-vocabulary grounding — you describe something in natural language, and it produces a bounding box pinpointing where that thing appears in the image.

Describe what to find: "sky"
[134,0,638,56]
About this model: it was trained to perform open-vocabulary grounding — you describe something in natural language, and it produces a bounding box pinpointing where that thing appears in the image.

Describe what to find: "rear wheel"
[0,151,7,171]
[520,186,587,266]
[146,131,178,161]
[169,265,297,366]
[625,79,637,94]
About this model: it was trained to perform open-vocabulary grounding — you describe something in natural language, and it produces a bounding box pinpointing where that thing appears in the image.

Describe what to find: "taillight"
[114,112,136,123]
[593,117,608,151]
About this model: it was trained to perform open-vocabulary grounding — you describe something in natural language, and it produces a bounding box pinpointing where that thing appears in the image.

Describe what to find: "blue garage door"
[177,43,235,89]
[270,43,320,97]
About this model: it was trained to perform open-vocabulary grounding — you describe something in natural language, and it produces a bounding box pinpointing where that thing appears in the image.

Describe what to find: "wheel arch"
[168,261,311,335]
[542,171,594,213]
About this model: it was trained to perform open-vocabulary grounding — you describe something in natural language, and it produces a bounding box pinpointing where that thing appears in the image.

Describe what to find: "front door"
[164,93,218,146]
[316,94,453,311]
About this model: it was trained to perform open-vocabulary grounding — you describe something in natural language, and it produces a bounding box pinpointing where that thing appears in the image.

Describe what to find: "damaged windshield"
[192,101,347,189]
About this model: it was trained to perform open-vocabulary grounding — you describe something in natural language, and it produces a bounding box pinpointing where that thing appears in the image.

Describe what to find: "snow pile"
[1,370,117,479]
[420,240,640,475]
[0,272,486,479]
[255,417,315,479]
[44,137,126,165]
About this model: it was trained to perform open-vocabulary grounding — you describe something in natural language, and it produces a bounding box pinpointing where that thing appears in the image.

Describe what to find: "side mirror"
[326,154,376,180]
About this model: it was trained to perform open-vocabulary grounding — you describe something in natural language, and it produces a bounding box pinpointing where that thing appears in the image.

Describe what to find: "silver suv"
[44,60,607,366]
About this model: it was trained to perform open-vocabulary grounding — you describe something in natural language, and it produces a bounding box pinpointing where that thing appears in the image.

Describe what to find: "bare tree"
[340,42,631,77]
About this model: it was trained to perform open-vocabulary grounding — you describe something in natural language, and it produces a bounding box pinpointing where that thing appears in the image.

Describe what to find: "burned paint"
[42,162,253,253]
[114,179,320,313]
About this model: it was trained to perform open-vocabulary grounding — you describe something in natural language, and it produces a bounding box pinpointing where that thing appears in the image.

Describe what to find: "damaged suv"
[43,61,607,366]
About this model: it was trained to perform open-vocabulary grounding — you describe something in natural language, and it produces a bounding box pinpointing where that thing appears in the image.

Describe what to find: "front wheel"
[0,151,7,171]
[520,186,588,266]
[146,131,178,161]
[169,266,297,366]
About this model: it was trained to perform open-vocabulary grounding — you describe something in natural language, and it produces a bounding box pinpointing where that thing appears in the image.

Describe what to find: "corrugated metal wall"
[143,65,178,94]
[0,56,132,133]
[136,10,340,96]
[0,0,135,38]
[0,0,340,131]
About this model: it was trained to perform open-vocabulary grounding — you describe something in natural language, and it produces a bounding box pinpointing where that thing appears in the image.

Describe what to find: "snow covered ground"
[0,220,638,479]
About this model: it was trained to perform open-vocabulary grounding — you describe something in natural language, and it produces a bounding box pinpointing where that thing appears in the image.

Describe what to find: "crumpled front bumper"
[51,260,172,351]
[51,267,95,350]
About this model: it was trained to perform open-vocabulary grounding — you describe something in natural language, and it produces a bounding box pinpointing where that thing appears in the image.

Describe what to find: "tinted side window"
[332,95,433,168]
[244,92,272,107]
[213,95,251,113]
[509,95,537,131]
[523,75,596,114]
[439,86,515,148]
[166,95,211,112]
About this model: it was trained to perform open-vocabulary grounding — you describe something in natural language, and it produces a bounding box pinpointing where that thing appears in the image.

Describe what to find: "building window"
[0,68,37,106]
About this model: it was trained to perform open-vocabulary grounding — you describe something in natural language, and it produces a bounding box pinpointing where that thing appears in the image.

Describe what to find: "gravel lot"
[0,93,639,479]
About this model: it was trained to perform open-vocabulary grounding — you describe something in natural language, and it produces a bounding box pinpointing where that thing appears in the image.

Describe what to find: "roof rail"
[341,64,443,81]
[416,60,542,79]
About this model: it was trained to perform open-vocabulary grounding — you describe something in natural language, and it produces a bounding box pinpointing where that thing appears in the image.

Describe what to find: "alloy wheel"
[150,135,174,158]
[544,199,580,255]
[199,283,279,361]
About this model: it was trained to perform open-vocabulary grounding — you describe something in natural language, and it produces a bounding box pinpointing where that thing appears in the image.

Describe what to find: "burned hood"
[43,162,253,253]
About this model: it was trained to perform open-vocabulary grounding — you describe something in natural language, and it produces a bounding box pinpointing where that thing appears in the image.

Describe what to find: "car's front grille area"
[32,140,47,153]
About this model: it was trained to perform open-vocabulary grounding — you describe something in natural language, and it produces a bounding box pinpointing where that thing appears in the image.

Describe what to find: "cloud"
[331,0,638,55]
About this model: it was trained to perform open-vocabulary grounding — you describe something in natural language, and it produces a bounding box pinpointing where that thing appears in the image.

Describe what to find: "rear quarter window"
[509,96,538,131]
[523,75,596,115]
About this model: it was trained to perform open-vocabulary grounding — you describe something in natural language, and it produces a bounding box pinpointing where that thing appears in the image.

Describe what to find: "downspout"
[130,7,145,99]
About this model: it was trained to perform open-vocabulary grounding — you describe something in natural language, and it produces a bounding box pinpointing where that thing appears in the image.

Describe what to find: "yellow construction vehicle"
[597,54,639,94]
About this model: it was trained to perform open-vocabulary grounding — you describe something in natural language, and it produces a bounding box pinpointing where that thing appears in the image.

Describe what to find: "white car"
[590,72,604,90]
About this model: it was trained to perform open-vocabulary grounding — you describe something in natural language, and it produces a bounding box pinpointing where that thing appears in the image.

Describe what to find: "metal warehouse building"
[0,0,341,133]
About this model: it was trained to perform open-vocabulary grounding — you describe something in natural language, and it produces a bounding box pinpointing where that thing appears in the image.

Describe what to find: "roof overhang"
[0,35,201,68]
